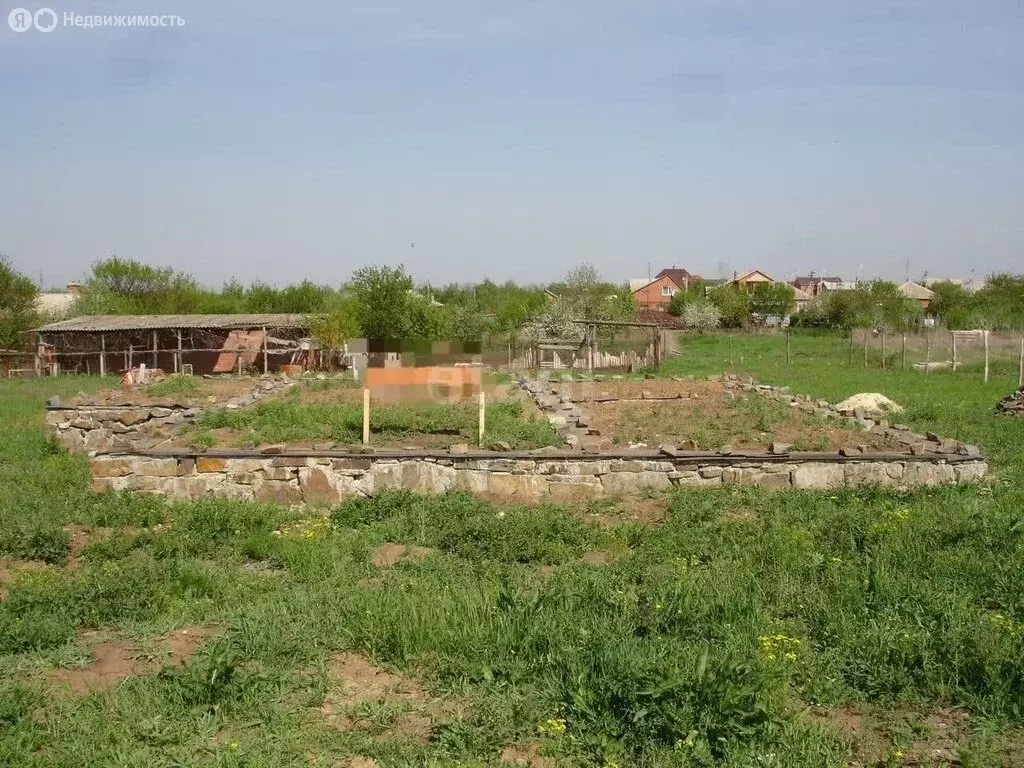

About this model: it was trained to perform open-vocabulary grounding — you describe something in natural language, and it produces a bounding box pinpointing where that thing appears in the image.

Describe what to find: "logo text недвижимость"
[8,8,185,32]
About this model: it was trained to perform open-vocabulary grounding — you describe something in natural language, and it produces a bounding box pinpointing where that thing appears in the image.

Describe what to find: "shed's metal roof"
[34,314,311,333]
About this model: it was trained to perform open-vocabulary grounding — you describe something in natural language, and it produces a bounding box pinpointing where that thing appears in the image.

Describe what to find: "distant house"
[629,267,704,311]
[791,286,813,313]
[630,275,682,311]
[898,281,936,310]
[791,276,842,297]
[654,267,702,292]
[731,269,776,294]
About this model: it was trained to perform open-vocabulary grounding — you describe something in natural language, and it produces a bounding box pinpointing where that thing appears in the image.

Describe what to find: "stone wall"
[46,404,201,452]
[89,450,988,506]
[44,375,293,453]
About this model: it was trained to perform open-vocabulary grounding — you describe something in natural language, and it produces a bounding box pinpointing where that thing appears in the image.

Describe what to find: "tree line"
[2,256,638,349]
[4,253,1022,352]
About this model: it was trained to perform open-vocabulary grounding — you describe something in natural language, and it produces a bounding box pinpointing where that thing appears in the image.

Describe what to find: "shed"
[32,314,312,376]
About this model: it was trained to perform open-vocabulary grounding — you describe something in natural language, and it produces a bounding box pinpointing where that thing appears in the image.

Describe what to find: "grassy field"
[1,338,1023,766]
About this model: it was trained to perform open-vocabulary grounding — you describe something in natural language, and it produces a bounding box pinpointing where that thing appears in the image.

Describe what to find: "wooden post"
[786,330,792,365]
[177,330,183,374]
[237,348,243,376]
[1019,337,1024,388]
[901,334,907,371]
[262,326,269,374]
[984,330,990,383]
[951,332,957,372]
[478,391,486,447]
[151,330,158,369]
[925,333,931,375]
[848,330,854,366]
[881,332,886,370]
[99,334,106,377]
[362,388,370,444]
[864,334,868,368]
[128,344,133,371]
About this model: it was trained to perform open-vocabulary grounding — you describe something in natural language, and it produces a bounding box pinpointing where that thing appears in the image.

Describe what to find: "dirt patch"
[809,704,972,767]
[46,626,214,694]
[64,523,90,570]
[581,379,901,453]
[500,741,556,766]
[370,543,437,568]
[320,652,445,740]
[344,759,381,768]
[577,496,667,528]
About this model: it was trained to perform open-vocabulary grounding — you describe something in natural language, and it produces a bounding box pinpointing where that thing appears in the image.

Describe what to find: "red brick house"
[630,267,703,311]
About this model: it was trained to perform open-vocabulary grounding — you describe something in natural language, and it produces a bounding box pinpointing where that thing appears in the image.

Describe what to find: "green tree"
[75,257,201,314]
[749,282,796,324]
[349,265,417,342]
[927,281,968,323]
[307,295,361,348]
[0,255,39,350]
[709,286,751,328]
[667,280,707,317]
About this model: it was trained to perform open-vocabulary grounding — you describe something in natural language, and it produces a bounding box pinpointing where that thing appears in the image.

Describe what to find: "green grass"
[1,361,1023,766]
[188,389,561,449]
[141,375,202,398]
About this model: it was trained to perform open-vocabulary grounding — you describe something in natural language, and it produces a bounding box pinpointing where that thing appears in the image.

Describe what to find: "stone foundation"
[47,404,201,452]
[45,375,293,452]
[89,450,988,505]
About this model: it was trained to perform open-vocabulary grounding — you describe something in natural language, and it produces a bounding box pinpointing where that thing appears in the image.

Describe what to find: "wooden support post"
[901,334,907,371]
[151,330,158,369]
[848,330,854,366]
[128,344,133,371]
[984,330,990,383]
[262,326,269,374]
[881,332,886,370]
[99,334,106,377]
[362,388,370,444]
[478,391,486,447]
[237,348,243,376]
[786,330,792,365]
[177,330,183,374]
[925,334,931,375]
[864,334,868,368]
[951,332,957,372]
[1019,337,1024,388]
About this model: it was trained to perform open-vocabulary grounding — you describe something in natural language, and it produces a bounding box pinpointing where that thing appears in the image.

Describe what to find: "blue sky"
[2,0,1022,288]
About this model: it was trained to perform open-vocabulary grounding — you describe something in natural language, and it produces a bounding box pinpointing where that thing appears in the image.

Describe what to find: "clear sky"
[2,0,1022,289]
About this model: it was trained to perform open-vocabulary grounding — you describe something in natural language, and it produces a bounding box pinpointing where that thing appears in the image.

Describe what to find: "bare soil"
[370,543,437,568]
[320,652,443,740]
[580,380,903,453]
[46,626,214,694]
[575,496,669,527]
[809,704,973,767]
[500,741,556,766]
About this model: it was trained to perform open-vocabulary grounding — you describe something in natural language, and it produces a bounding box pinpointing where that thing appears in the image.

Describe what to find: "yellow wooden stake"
[362,388,370,444]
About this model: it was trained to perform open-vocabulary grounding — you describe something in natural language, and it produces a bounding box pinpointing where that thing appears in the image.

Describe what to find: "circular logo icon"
[34,7,58,32]
[8,7,33,31]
